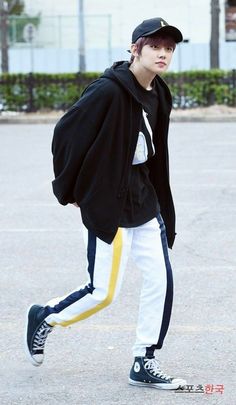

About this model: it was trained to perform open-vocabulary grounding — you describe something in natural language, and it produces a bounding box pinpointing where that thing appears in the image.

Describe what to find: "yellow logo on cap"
[160,20,166,27]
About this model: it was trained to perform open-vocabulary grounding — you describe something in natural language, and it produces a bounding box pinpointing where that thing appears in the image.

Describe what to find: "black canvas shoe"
[129,357,186,390]
[25,304,53,366]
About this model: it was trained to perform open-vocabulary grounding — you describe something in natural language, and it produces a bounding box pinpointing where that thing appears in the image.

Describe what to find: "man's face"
[133,37,175,75]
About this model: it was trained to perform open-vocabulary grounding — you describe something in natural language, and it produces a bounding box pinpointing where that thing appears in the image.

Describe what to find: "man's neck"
[129,63,156,90]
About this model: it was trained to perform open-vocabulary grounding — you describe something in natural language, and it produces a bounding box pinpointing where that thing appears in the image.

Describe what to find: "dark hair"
[130,34,176,63]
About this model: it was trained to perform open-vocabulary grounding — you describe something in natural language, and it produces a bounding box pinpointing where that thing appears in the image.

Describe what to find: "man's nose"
[159,48,167,59]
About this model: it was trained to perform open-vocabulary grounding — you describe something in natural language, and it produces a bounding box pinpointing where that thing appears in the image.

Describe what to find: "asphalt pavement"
[0,121,235,405]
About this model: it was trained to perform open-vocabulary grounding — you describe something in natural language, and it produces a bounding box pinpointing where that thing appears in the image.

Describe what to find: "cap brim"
[144,25,183,43]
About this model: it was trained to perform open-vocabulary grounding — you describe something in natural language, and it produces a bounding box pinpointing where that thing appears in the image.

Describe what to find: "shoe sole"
[128,378,185,390]
[24,304,43,367]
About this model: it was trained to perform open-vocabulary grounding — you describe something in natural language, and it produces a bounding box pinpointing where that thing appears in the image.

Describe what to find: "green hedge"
[0,72,100,112]
[164,70,236,108]
[0,70,235,111]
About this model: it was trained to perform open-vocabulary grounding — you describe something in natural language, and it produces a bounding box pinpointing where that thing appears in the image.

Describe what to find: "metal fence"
[0,72,99,112]
[0,70,236,112]
[167,69,236,108]
[1,14,113,73]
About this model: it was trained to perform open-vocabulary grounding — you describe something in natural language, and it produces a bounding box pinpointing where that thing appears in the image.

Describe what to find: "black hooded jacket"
[52,61,176,247]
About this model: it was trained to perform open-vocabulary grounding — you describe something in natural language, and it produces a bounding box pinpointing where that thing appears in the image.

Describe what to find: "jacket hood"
[101,61,172,108]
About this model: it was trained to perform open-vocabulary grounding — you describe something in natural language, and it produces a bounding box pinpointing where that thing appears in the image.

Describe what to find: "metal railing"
[0,70,235,112]
[167,69,236,108]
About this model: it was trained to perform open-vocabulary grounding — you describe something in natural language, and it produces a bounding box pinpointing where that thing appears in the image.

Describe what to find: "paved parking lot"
[0,122,235,404]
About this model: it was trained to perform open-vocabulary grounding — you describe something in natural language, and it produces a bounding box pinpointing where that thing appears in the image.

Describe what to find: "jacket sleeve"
[51,80,113,205]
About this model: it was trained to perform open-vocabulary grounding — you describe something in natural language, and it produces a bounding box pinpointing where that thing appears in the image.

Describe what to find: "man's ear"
[130,43,139,58]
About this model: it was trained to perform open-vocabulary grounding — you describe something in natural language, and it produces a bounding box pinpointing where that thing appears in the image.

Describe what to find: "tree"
[0,0,24,73]
[210,0,220,68]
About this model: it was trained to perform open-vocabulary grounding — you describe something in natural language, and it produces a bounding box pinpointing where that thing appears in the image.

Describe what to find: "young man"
[25,17,186,390]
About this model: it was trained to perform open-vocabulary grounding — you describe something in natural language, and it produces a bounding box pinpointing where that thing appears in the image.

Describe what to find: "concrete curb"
[0,115,60,124]
[170,115,236,123]
[1,111,236,124]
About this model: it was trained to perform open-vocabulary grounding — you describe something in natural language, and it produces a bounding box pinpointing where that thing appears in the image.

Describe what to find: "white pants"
[45,214,173,357]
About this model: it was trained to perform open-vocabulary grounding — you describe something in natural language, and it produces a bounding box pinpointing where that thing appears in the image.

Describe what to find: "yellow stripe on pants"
[58,229,123,327]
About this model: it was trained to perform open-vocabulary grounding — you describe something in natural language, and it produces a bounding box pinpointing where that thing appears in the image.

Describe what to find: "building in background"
[5,0,236,73]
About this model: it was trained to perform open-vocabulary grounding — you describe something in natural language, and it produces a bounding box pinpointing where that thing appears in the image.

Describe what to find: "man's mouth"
[156,61,167,67]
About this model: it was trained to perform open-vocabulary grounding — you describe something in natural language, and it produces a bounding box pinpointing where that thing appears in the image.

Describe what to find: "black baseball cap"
[132,17,183,44]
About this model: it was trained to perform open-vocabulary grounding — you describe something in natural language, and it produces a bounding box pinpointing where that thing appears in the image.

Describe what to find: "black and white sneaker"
[129,357,186,390]
[25,304,53,367]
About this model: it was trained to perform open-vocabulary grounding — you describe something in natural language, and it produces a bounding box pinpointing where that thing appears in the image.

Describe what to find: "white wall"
[8,0,236,73]
[23,0,229,45]
[9,41,236,73]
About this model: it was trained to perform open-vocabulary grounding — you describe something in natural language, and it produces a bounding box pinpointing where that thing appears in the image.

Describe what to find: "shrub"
[0,70,235,111]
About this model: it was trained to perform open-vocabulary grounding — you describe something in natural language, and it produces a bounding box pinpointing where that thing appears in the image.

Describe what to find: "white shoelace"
[144,358,171,380]
[33,321,53,352]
